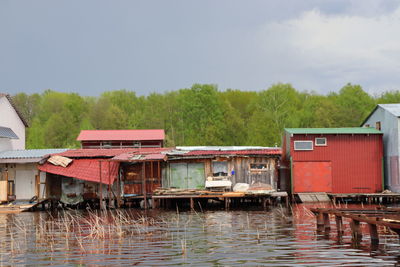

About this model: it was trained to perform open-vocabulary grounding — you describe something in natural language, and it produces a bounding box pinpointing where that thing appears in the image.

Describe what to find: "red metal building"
[77,129,165,149]
[282,128,383,194]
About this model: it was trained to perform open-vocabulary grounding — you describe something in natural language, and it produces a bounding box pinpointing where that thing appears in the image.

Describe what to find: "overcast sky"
[1,0,400,96]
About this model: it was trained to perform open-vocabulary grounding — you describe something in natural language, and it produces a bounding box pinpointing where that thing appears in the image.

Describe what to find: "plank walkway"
[0,198,49,214]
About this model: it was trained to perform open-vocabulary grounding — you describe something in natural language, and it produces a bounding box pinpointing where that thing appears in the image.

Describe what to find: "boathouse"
[362,104,400,193]
[77,129,165,149]
[282,128,383,194]
[163,147,281,191]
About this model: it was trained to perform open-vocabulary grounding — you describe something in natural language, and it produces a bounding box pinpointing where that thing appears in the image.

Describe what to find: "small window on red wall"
[294,141,313,151]
[315,137,327,146]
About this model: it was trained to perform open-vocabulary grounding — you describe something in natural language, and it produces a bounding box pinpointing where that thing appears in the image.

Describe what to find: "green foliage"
[10,83,398,149]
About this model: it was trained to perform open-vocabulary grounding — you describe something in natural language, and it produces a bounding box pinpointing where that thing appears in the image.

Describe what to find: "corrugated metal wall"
[291,134,383,193]
[363,107,400,192]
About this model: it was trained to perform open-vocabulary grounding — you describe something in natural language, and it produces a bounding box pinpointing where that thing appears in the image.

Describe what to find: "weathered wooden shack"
[110,147,170,207]
[38,149,124,205]
[163,147,281,191]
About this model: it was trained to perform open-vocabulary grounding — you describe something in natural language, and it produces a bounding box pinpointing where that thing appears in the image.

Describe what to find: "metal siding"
[363,107,399,192]
[291,134,383,193]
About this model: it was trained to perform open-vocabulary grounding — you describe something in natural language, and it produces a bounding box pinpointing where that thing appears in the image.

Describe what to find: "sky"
[1,0,400,96]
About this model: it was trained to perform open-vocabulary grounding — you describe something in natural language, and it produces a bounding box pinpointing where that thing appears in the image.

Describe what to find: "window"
[250,163,268,171]
[364,124,370,128]
[212,161,228,176]
[376,122,381,131]
[315,137,327,146]
[294,141,313,151]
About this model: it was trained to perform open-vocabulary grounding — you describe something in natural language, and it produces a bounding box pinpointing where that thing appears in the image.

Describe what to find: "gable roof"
[361,104,400,126]
[77,129,165,141]
[285,127,382,135]
[0,93,29,127]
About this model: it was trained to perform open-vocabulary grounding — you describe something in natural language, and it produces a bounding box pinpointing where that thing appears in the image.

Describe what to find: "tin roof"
[77,129,165,141]
[361,104,400,126]
[0,126,19,139]
[57,148,170,158]
[38,159,118,185]
[0,149,68,159]
[0,93,29,127]
[285,128,382,135]
[167,146,281,157]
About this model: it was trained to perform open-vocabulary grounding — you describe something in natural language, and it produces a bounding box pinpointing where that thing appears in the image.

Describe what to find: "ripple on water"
[0,205,399,266]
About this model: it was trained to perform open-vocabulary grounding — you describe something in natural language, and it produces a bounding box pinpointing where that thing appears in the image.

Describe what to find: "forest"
[11,83,400,149]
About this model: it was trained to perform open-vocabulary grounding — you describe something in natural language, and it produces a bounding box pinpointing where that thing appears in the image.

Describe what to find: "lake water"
[1,203,400,266]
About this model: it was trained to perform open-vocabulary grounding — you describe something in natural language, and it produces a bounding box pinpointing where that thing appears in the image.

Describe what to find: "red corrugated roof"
[38,159,119,185]
[77,129,165,141]
[183,149,282,156]
[57,148,170,158]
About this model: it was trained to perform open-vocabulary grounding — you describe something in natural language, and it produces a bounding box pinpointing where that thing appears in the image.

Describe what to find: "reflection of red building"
[77,129,165,149]
[282,128,383,194]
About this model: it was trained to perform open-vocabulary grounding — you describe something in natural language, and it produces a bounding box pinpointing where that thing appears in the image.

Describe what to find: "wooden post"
[323,213,331,231]
[190,197,194,210]
[316,212,324,232]
[350,219,362,242]
[99,161,103,209]
[368,223,379,245]
[116,165,121,208]
[142,162,147,209]
[335,215,343,235]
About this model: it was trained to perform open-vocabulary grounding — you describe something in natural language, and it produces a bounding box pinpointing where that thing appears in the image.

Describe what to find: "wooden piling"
[350,219,362,242]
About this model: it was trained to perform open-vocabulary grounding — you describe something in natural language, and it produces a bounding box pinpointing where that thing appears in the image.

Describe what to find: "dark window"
[315,137,327,146]
[294,141,313,151]
[376,121,381,130]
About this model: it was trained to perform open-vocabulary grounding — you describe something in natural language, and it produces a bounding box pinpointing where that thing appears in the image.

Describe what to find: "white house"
[0,93,27,151]
[362,104,400,193]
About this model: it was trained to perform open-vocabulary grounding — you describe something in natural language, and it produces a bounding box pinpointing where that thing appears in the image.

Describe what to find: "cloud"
[257,6,400,93]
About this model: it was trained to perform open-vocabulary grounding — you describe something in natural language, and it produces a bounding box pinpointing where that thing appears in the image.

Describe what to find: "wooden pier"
[152,191,289,210]
[310,207,400,245]
[329,193,400,204]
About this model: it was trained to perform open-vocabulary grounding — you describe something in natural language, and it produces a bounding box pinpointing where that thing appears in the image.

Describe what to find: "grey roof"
[378,104,400,117]
[0,149,68,159]
[0,126,19,139]
[361,104,400,126]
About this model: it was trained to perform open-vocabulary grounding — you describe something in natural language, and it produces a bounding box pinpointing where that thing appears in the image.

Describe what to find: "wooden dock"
[0,198,50,214]
[152,191,288,210]
[310,207,400,245]
[329,193,400,204]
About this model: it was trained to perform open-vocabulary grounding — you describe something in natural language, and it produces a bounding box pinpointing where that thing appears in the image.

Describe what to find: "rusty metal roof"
[76,129,165,141]
[168,146,282,157]
[57,147,171,159]
[38,159,119,185]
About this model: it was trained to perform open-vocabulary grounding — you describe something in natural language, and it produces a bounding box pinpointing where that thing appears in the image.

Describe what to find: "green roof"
[285,127,382,135]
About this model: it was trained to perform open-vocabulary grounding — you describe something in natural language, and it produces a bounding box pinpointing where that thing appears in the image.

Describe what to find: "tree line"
[11,83,400,149]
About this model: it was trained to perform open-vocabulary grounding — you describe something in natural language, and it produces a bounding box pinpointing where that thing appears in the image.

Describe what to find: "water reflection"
[0,204,399,266]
